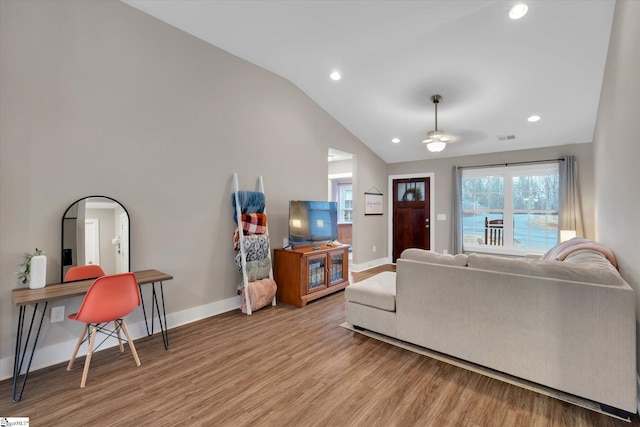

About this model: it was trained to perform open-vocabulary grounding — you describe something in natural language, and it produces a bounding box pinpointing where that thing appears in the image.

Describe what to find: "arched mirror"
[61,196,130,282]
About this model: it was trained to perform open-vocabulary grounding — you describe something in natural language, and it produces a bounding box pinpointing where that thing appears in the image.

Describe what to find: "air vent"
[498,135,516,141]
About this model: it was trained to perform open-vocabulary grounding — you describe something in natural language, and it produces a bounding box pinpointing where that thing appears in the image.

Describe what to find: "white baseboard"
[0,295,241,381]
[350,257,391,272]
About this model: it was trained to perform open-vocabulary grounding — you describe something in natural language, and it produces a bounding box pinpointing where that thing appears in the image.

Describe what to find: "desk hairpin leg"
[152,281,169,349]
[137,283,150,336]
[12,302,48,403]
[139,281,169,350]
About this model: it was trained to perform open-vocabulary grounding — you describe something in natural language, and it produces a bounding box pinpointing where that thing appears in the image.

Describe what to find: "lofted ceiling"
[123,0,615,163]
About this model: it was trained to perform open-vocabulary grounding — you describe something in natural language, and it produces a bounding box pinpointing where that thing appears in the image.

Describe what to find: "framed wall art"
[364,192,383,215]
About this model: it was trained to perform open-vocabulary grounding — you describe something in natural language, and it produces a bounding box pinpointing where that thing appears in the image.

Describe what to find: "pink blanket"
[240,278,277,314]
[542,237,618,270]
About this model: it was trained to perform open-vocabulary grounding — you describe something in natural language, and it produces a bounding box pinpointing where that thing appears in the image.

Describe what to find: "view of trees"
[462,174,559,213]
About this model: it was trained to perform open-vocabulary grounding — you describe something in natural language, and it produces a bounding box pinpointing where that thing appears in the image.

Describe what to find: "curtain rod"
[458,157,564,170]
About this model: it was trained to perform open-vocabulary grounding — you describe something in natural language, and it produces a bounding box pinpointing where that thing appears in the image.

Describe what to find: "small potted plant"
[17,248,46,287]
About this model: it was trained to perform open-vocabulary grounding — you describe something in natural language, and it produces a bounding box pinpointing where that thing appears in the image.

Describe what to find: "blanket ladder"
[232,173,276,315]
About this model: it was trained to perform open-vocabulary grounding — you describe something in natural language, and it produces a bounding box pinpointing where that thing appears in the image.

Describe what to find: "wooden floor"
[1,289,638,426]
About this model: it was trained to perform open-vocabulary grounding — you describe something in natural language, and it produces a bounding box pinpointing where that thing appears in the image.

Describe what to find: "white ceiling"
[123,0,615,163]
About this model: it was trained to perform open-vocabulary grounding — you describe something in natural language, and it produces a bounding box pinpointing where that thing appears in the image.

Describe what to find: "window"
[461,163,559,254]
[338,184,353,223]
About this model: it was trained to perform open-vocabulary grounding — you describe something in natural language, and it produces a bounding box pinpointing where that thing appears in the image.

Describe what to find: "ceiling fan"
[422,94,452,153]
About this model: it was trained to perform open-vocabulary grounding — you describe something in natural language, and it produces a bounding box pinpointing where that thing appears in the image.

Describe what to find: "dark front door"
[393,177,430,261]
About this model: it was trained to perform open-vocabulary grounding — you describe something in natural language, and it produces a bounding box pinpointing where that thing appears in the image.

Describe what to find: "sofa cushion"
[345,271,396,312]
[467,253,624,287]
[401,248,468,267]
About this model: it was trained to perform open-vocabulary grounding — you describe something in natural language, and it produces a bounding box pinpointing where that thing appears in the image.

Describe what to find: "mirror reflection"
[61,196,130,282]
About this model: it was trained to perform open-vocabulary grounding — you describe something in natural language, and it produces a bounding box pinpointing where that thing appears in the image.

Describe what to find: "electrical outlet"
[372,245,376,253]
[51,306,65,323]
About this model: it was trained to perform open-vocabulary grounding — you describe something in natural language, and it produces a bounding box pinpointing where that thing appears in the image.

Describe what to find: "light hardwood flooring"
[351,264,396,283]
[1,287,638,426]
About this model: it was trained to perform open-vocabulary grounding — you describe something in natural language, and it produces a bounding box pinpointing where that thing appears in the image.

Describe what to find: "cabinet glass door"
[307,255,326,292]
[328,252,344,285]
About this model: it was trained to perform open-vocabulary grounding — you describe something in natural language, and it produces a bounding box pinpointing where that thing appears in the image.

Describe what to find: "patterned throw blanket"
[541,237,618,270]
[234,234,270,270]
[233,213,268,250]
[241,213,267,234]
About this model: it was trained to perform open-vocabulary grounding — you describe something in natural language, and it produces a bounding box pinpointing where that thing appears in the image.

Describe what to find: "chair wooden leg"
[120,320,141,367]
[67,323,89,371]
[114,320,124,352]
[80,326,97,388]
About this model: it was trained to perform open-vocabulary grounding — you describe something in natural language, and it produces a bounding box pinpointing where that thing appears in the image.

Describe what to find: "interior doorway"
[84,218,100,266]
[328,148,355,259]
[388,173,435,262]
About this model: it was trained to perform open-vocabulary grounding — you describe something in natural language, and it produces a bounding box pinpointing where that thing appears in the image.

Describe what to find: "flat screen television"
[289,200,338,246]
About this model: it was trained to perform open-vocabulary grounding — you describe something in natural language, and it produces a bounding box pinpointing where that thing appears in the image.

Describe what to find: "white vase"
[29,255,47,289]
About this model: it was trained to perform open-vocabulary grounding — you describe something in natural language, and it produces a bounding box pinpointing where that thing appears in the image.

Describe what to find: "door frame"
[388,172,435,261]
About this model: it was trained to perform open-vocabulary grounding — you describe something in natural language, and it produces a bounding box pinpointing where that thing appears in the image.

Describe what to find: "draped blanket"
[541,237,618,270]
[233,213,268,250]
[239,278,277,314]
[242,258,271,282]
[241,213,267,234]
[234,234,270,271]
[232,191,265,221]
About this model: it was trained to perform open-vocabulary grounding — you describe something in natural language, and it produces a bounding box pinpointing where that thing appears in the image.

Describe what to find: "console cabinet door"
[328,249,347,286]
[305,253,327,293]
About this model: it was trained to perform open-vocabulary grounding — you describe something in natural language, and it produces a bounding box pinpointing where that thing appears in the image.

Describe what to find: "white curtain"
[558,155,584,238]
[452,166,463,254]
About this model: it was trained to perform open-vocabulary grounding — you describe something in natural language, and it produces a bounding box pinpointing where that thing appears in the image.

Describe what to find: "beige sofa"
[345,245,636,415]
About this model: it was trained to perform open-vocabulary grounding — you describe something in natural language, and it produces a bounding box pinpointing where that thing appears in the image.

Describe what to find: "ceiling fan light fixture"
[426,141,447,153]
[422,94,450,153]
[422,130,450,143]
[509,4,529,20]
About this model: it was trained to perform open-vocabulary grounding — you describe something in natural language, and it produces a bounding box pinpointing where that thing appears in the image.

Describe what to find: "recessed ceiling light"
[391,138,400,143]
[527,115,541,122]
[509,4,528,20]
[329,71,342,81]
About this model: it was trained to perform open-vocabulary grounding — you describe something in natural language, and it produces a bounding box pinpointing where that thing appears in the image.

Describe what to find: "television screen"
[289,200,338,245]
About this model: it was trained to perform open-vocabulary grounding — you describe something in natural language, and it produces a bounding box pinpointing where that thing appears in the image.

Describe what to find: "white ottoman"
[345,271,397,338]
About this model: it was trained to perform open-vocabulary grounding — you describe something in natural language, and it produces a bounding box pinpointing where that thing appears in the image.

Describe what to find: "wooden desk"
[11,269,173,403]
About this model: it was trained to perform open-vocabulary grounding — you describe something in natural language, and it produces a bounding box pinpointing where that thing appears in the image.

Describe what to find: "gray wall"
[388,143,595,254]
[0,0,387,365]
[593,0,640,372]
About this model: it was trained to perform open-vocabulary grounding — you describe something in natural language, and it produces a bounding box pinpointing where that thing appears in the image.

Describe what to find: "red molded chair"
[64,265,105,282]
[67,272,141,388]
